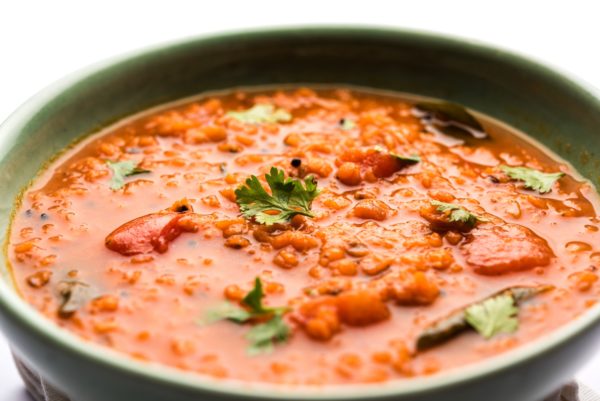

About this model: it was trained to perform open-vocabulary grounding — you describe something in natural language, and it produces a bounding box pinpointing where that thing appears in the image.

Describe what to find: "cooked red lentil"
[7,87,600,384]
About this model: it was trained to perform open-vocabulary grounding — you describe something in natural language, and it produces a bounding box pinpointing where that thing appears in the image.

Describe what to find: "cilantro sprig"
[246,314,290,355]
[235,167,320,225]
[465,294,519,339]
[227,104,292,124]
[500,165,564,194]
[431,200,485,227]
[201,278,291,355]
[106,160,151,190]
[240,277,289,317]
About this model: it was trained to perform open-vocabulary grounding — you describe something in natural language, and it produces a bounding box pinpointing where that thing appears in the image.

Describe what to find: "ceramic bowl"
[1,27,600,401]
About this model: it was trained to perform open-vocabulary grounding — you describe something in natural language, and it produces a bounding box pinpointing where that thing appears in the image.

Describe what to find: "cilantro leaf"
[235,167,320,225]
[241,277,288,315]
[227,104,292,124]
[500,165,564,194]
[202,277,288,323]
[241,277,266,313]
[431,200,485,227]
[246,314,290,355]
[340,118,356,130]
[465,294,519,339]
[107,160,150,190]
[200,277,291,354]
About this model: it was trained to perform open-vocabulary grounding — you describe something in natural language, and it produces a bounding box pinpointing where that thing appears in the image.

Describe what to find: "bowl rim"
[1,25,600,399]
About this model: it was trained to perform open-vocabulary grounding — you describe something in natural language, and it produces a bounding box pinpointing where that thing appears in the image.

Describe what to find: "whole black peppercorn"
[291,158,302,168]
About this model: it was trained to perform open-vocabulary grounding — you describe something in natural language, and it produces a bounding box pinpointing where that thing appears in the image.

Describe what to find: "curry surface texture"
[7,87,600,385]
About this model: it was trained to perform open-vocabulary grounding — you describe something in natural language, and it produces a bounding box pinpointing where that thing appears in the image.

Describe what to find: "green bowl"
[1,27,600,401]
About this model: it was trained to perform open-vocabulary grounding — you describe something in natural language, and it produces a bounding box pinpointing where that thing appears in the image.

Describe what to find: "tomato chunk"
[363,150,404,178]
[460,223,553,275]
[106,212,180,255]
[105,200,198,256]
[337,147,410,184]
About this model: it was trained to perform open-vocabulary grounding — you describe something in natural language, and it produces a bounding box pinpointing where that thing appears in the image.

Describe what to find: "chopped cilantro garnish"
[106,160,150,190]
[500,165,564,194]
[235,167,320,225]
[227,104,292,124]
[242,277,289,316]
[246,314,290,355]
[431,200,484,227]
[465,294,519,339]
[200,277,290,355]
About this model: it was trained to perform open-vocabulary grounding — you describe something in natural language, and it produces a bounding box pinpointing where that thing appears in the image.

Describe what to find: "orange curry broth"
[7,87,600,385]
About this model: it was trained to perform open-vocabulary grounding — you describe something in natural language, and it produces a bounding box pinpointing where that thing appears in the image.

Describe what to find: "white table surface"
[1,1,600,399]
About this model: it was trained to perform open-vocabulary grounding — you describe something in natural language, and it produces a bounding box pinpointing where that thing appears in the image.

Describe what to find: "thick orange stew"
[7,88,600,384]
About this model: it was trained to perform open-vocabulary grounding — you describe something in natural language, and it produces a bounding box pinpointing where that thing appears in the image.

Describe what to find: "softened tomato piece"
[363,150,404,178]
[105,212,181,255]
[460,223,553,275]
[338,147,407,181]
[105,200,197,256]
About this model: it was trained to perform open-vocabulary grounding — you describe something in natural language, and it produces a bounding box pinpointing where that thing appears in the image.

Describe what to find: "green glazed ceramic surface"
[1,27,600,401]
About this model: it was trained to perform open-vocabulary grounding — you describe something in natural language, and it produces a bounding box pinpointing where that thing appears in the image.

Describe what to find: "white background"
[1,1,599,399]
